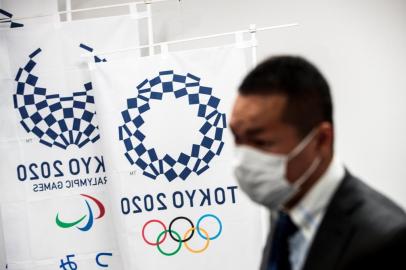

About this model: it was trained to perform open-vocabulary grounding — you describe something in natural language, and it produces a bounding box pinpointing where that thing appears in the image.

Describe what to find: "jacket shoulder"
[333,173,406,269]
[346,175,406,233]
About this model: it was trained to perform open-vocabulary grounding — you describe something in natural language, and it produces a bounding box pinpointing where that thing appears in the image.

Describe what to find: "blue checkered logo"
[13,45,104,149]
[119,71,227,181]
[0,9,24,28]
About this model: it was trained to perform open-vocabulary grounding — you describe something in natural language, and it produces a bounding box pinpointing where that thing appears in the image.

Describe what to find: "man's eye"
[252,140,275,148]
[254,140,271,147]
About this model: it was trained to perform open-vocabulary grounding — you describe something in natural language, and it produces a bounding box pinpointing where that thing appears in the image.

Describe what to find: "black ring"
[169,216,195,243]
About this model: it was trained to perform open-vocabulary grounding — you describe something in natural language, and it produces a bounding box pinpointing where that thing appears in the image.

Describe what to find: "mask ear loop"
[285,128,322,192]
[287,128,318,161]
[281,156,322,209]
[292,156,322,189]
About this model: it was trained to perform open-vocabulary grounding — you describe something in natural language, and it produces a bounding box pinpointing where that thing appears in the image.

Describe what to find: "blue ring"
[196,214,222,240]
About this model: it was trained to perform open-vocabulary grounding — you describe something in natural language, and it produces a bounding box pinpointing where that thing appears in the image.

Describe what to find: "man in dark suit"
[230,56,406,270]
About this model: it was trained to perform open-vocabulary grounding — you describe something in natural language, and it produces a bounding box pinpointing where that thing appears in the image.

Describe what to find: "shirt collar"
[288,154,345,238]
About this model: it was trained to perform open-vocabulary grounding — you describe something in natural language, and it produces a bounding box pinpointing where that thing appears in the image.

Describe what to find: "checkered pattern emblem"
[119,71,227,181]
[0,9,24,28]
[13,46,103,149]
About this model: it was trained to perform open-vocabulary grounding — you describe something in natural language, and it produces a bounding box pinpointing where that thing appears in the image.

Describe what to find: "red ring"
[142,219,167,246]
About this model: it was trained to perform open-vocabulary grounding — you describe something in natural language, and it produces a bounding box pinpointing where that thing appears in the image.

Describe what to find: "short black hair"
[239,56,333,138]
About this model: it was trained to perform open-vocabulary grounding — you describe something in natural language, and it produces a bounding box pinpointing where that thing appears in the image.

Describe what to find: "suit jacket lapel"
[302,171,364,270]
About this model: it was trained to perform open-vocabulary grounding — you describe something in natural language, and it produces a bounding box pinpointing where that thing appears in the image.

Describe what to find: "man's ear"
[317,122,334,155]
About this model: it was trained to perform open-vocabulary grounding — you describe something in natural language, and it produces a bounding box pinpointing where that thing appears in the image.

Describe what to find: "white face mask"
[233,129,321,210]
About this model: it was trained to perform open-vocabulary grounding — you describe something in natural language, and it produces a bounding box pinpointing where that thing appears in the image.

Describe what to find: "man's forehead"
[233,94,287,123]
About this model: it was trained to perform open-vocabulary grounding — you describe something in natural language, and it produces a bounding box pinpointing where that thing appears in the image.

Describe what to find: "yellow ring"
[183,227,210,253]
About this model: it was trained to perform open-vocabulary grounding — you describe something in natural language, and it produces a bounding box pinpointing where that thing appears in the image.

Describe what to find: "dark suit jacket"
[259,171,406,270]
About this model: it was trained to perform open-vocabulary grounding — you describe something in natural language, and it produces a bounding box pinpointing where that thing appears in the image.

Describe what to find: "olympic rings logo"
[142,214,222,256]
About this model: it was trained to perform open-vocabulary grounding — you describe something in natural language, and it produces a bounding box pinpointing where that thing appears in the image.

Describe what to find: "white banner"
[90,46,265,270]
[0,14,140,270]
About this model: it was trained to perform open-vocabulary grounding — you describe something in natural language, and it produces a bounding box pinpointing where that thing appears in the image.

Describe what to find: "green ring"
[156,229,182,256]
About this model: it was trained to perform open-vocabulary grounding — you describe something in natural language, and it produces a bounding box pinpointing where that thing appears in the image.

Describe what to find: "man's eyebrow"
[245,127,266,136]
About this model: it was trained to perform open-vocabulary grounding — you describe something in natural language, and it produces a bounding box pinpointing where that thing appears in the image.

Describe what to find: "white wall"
[67,0,406,208]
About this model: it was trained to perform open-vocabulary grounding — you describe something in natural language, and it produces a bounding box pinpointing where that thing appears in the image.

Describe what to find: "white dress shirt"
[285,155,345,270]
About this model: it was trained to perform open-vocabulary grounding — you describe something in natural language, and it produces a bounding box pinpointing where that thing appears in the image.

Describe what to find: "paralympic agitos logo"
[55,194,105,231]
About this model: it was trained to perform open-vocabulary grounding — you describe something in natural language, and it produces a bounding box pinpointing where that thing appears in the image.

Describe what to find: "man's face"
[229,94,322,184]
